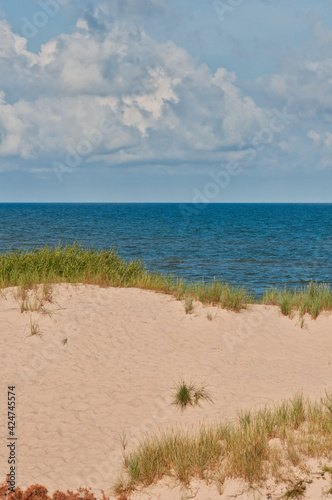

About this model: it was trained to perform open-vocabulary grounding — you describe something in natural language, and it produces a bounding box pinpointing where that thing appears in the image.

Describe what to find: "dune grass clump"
[114,392,332,497]
[0,244,148,290]
[187,281,252,312]
[184,297,194,314]
[206,311,213,321]
[15,283,54,315]
[0,244,331,318]
[29,318,41,337]
[172,380,214,410]
[0,244,251,312]
[262,281,332,319]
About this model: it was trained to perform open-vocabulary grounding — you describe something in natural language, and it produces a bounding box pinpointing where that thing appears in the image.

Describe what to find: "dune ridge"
[1,284,332,499]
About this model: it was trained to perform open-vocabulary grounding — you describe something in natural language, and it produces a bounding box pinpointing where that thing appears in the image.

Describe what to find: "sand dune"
[1,284,332,499]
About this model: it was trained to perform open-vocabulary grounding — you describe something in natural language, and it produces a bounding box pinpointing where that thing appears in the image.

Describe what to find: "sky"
[1,0,332,202]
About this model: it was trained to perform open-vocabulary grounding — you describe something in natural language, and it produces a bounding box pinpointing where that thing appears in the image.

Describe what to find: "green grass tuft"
[172,380,213,410]
[174,381,192,409]
[262,281,332,319]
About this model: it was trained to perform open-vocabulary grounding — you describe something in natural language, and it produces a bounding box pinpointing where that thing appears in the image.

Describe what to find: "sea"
[0,203,331,297]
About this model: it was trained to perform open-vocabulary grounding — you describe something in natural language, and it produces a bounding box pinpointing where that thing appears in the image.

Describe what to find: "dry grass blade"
[29,318,42,337]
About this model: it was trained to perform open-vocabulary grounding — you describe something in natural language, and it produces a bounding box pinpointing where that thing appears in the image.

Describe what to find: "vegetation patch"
[114,392,332,498]
[29,318,42,337]
[184,297,194,314]
[283,480,306,499]
[0,482,109,500]
[262,281,332,319]
[0,244,331,317]
[172,379,213,410]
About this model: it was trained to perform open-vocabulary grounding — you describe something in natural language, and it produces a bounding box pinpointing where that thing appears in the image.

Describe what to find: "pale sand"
[0,284,332,499]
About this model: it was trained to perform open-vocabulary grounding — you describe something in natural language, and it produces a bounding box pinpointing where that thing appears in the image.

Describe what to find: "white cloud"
[0,12,268,169]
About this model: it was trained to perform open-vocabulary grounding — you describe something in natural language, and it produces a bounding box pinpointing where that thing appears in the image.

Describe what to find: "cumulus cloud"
[0,9,268,169]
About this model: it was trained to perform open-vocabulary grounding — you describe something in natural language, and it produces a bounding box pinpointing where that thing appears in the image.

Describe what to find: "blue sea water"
[0,203,331,297]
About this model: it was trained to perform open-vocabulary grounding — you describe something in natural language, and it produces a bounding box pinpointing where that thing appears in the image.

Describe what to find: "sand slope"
[0,284,332,499]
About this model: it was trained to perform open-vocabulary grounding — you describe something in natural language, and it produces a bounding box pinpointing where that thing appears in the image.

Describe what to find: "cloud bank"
[0,8,268,171]
[1,2,332,183]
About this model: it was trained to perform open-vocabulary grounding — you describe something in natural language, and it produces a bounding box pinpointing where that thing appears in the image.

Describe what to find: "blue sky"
[1,0,332,202]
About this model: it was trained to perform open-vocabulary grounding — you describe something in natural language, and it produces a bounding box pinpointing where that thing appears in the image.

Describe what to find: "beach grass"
[184,297,194,314]
[0,244,252,312]
[114,392,332,497]
[0,243,331,317]
[172,379,214,410]
[262,282,332,319]
[29,318,42,337]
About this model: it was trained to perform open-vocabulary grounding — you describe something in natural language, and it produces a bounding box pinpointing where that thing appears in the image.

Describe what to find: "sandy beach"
[1,284,332,499]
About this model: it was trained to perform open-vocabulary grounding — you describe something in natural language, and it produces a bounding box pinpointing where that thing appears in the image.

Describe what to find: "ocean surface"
[0,203,331,296]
